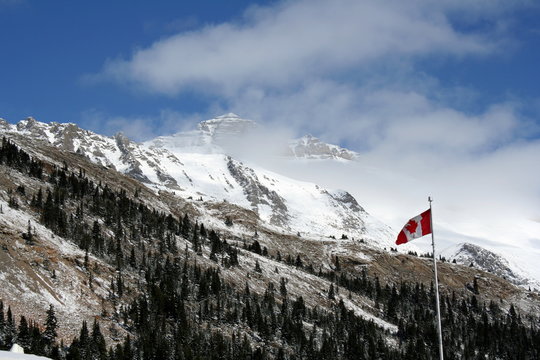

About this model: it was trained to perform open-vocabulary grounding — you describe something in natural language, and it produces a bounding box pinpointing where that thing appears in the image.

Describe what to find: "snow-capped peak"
[147,113,258,153]
[148,114,359,161]
[442,242,540,290]
[0,115,392,246]
[197,113,258,138]
[289,134,359,160]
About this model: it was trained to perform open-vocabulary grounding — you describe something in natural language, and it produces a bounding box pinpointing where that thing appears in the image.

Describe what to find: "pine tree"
[24,220,34,245]
[91,319,107,360]
[280,277,287,298]
[255,260,262,273]
[43,305,57,347]
[192,225,201,254]
[32,188,43,209]
[5,307,15,348]
[295,254,303,268]
[199,223,207,238]
[328,283,335,300]
[75,320,90,360]
[91,220,102,254]
[182,214,191,238]
[17,316,30,350]
[129,247,136,268]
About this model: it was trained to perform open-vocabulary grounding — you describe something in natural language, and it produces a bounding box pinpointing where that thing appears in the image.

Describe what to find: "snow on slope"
[0,198,118,340]
[144,115,393,245]
[1,115,394,247]
[442,243,540,290]
[288,134,359,160]
[0,117,184,186]
[2,113,540,288]
[0,351,51,360]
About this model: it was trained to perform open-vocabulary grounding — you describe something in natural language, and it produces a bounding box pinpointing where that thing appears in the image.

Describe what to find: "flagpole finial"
[428,196,432,203]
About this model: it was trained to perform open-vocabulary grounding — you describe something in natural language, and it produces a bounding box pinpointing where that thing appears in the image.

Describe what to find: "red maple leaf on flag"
[405,219,418,234]
[395,209,431,245]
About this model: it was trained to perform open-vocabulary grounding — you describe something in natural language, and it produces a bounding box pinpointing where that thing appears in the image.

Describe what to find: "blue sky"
[0,0,268,130]
[1,0,539,141]
[2,0,540,269]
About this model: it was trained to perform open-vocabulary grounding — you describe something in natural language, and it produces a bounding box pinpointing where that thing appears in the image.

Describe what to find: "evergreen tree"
[280,278,288,298]
[255,260,262,273]
[4,307,15,348]
[91,319,107,360]
[43,305,57,348]
[328,283,335,300]
[17,316,30,350]
[295,254,303,268]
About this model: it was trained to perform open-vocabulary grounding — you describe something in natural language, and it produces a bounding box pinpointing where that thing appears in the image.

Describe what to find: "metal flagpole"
[429,196,444,360]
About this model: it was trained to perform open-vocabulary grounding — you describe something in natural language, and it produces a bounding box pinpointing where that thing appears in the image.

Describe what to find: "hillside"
[0,124,539,359]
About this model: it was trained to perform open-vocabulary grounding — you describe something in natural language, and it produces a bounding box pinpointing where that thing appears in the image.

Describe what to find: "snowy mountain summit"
[442,243,540,289]
[288,134,358,160]
[149,113,355,161]
[1,114,393,247]
[198,112,258,140]
[150,113,258,153]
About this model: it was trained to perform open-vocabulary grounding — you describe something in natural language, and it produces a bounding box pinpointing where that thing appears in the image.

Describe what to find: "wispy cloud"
[96,0,498,96]
[80,109,202,142]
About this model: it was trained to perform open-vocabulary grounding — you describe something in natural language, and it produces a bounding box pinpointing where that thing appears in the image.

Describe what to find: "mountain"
[4,114,540,287]
[1,114,540,359]
[0,115,392,248]
[150,113,258,153]
[288,134,359,160]
[442,243,540,290]
[3,114,540,288]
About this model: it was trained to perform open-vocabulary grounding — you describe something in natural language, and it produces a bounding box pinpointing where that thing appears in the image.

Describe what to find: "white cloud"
[80,109,203,142]
[97,0,496,96]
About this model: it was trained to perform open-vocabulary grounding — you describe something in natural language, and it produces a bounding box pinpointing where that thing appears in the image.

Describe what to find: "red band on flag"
[395,209,432,245]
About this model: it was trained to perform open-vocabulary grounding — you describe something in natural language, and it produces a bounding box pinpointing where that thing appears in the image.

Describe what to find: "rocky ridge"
[288,134,359,160]
[442,243,540,290]
[0,115,392,247]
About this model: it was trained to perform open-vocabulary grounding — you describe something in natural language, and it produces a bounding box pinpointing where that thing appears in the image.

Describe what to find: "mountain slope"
[1,120,540,359]
[0,116,393,248]
[4,114,540,289]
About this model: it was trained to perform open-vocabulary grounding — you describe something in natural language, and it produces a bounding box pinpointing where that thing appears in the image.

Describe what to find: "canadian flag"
[396,209,432,245]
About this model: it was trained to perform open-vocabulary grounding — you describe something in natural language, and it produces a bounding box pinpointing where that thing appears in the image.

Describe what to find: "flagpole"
[429,196,444,360]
